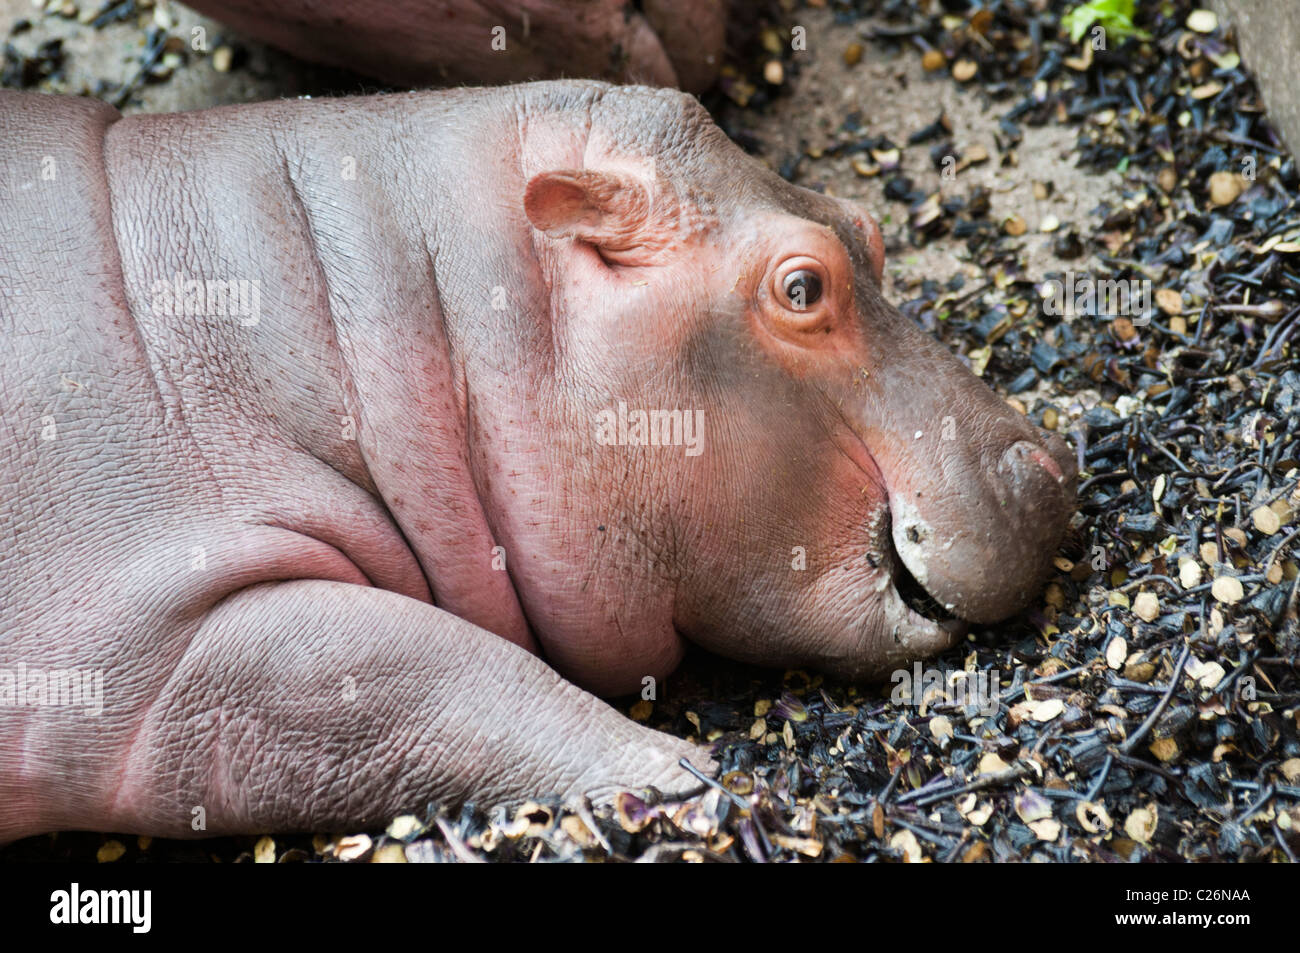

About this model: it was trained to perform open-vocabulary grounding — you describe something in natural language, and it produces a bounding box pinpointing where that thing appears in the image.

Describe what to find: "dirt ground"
[2,0,1114,329]
[712,6,1120,309]
[0,0,359,109]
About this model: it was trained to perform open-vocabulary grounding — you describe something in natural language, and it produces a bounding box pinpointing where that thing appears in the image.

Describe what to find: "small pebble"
[1211,575,1244,604]
[254,835,276,863]
[372,843,408,863]
[1186,9,1218,34]
[1156,288,1183,315]
[851,156,880,177]
[1252,505,1281,535]
[922,49,946,71]
[1106,636,1127,669]
[1133,591,1159,622]
[1208,170,1245,206]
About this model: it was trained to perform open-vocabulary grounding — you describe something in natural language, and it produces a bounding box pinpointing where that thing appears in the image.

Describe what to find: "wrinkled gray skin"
[183,0,727,93]
[0,83,1074,840]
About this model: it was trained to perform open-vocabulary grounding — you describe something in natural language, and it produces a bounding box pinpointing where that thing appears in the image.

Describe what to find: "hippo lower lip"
[884,521,969,639]
[879,564,969,662]
[849,442,969,648]
[893,556,957,625]
[861,502,969,664]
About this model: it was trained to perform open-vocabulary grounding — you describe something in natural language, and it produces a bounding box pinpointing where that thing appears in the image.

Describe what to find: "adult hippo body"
[180,0,728,92]
[0,83,1074,839]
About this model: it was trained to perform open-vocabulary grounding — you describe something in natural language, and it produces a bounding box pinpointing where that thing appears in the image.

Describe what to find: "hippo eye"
[782,270,823,310]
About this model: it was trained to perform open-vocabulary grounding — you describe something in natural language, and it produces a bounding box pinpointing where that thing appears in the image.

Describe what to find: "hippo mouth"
[864,499,970,655]
[844,441,970,654]
[838,414,1072,659]
[894,557,960,627]
[884,530,969,645]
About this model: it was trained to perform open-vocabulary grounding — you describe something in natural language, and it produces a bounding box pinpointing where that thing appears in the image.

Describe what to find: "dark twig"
[1121,642,1192,756]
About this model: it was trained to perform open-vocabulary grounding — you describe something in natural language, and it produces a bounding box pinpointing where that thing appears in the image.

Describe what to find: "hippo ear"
[524,169,655,257]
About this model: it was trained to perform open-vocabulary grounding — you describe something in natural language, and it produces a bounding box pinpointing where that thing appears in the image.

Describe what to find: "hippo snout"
[888,425,1077,627]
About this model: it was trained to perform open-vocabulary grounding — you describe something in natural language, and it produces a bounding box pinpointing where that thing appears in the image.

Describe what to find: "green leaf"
[1062,6,1100,43]
[1061,0,1150,44]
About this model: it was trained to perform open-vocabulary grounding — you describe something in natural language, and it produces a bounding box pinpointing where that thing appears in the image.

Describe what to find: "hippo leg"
[110,582,702,838]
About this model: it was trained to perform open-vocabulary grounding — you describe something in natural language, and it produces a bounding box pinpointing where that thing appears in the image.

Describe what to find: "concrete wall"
[1212,0,1300,157]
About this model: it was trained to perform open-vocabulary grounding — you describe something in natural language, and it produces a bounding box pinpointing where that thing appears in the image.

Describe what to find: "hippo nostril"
[1043,431,1079,486]
[1002,439,1066,486]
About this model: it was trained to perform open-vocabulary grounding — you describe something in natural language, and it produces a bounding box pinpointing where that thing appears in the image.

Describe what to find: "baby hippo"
[0,82,1074,839]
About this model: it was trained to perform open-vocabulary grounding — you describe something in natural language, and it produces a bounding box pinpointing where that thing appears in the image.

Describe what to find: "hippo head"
[516,87,1076,686]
